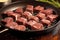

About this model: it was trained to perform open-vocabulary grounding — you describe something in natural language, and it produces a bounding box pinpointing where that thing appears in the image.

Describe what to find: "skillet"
[0,1,60,37]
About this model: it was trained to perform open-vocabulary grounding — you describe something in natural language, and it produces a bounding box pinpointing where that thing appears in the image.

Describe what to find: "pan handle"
[0,24,9,33]
[0,28,9,33]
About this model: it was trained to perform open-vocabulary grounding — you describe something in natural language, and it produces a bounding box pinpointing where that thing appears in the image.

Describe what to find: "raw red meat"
[23,11,33,19]
[16,17,27,25]
[41,19,51,26]
[36,12,46,19]
[15,7,23,15]
[26,5,33,13]
[5,22,18,29]
[2,17,13,23]
[15,25,26,31]
[30,16,39,22]
[31,23,44,30]
[47,14,58,22]
[34,6,44,11]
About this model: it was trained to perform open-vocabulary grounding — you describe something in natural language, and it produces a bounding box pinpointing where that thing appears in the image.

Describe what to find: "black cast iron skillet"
[0,1,60,37]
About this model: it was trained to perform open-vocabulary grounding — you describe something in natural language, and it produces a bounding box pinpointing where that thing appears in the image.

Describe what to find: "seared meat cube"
[9,13,21,20]
[1,17,13,24]
[41,19,51,26]
[15,25,26,31]
[41,8,53,15]
[9,13,21,17]
[26,20,37,26]
[47,14,58,22]
[36,12,46,19]
[5,11,21,17]
[5,11,15,16]
[4,11,21,20]
[23,11,33,19]
[16,17,27,25]
[4,11,14,14]
[31,23,44,30]
[30,16,39,22]
[5,22,18,29]
[26,5,33,13]
[14,7,23,15]
[34,6,44,11]
[3,11,12,18]
[5,12,21,20]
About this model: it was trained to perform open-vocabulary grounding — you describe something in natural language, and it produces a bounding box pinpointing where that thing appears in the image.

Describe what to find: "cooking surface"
[0,0,60,40]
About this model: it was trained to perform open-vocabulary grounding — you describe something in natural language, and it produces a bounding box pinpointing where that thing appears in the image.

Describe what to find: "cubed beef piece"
[26,20,37,26]
[2,11,13,18]
[23,11,33,19]
[14,7,23,15]
[9,13,21,20]
[4,11,21,20]
[47,14,58,22]
[5,11,21,16]
[36,12,46,19]
[31,23,44,30]
[1,17,13,24]
[16,17,27,25]
[5,22,18,29]
[4,11,14,14]
[41,19,51,26]
[41,8,53,15]
[15,25,26,31]
[26,5,33,13]
[9,13,21,17]
[34,6,44,11]
[30,16,39,22]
